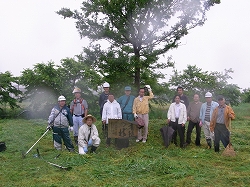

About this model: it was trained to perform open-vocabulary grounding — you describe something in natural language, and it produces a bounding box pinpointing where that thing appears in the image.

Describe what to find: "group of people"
[47,83,235,155]
[47,82,154,154]
[168,86,235,152]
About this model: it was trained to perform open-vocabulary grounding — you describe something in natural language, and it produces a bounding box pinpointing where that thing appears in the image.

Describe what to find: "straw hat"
[82,114,96,123]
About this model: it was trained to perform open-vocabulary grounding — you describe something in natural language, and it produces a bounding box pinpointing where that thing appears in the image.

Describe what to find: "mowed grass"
[0,104,250,187]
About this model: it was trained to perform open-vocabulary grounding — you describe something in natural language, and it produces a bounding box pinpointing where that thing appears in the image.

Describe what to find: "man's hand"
[199,121,203,127]
[145,85,151,92]
[46,124,53,131]
[181,123,185,127]
[69,126,74,132]
[102,120,106,125]
[167,119,170,124]
[88,139,93,146]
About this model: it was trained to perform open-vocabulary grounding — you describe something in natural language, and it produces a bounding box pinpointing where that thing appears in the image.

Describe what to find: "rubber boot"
[74,136,78,146]
[206,139,212,149]
[90,146,97,153]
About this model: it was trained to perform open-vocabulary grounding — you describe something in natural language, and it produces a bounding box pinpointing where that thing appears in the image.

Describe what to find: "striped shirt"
[204,103,211,122]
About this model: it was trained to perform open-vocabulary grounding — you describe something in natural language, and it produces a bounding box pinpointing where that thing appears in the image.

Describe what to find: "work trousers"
[203,121,214,140]
[73,115,83,136]
[137,114,149,140]
[53,127,74,151]
[214,123,230,152]
[186,120,201,145]
[169,119,185,147]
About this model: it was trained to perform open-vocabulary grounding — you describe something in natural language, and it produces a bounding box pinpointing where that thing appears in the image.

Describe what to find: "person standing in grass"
[117,86,135,121]
[133,85,154,143]
[102,93,122,145]
[78,114,100,154]
[210,96,235,152]
[167,95,187,148]
[70,87,88,146]
[199,92,219,149]
[99,82,110,118]
[47,95,74,152]
[184,94,202,146]
[172,86,189,108]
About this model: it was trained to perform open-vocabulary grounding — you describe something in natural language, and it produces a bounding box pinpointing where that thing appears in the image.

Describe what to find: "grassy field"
[0,104,250,187]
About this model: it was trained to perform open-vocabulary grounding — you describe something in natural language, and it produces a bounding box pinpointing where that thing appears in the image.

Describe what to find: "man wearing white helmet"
[47,95,74,152]
[70,87,88,145]
[99,82,110,120]
[199,92,219,149]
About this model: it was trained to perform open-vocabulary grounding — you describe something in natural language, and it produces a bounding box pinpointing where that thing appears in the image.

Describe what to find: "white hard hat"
[205,92,212,98]
[103,82,110,88]
[58,95,66,101]
[72,87,81,93]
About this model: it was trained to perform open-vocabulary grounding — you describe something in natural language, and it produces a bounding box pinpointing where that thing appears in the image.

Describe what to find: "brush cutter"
[22,128,50,158]
[36,149,72,170]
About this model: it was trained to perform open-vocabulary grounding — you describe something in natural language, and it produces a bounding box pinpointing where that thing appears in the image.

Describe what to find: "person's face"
[74,92,81,99]
[139,89,145,97]
[175,96,180,103]
[59,100,66,107]
[218,98,225,106]
[193,94,200,102]
[205,97,212,103]
[104,87,109,93]
[125,90,131,96]
[177,88,183,96]
[108,94,114,102]
[86,118,93,126]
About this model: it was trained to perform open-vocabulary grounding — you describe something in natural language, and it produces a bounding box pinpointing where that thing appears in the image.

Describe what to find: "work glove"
[88,139,93,146]
[145,85,151,92]
[46,124,53,131]
[68,126,74,132]
[134,113,138,119]
[83,147,88,153]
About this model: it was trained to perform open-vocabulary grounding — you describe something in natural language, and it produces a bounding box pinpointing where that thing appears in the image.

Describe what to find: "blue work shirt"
[117,95,135,114]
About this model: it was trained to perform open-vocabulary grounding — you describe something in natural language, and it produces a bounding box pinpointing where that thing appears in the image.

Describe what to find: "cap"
[72,87,81,93]
[217,95,225,101]
[83,114,97,123]
[125,86,131,91]
[205,92,212,98]
[58,95,66,101]
[103,82,110,88]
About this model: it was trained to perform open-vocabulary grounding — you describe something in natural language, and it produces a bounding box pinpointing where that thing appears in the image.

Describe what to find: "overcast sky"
[0,0,249,89]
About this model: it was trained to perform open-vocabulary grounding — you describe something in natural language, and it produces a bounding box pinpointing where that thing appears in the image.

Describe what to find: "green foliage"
[0,71,22,113]
[241,88,250,103]
[169,65,241,106]
[19,58,101,119]
[57,0,219,89]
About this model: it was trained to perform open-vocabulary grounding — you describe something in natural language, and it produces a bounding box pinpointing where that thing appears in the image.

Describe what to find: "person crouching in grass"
[78,115,100,154]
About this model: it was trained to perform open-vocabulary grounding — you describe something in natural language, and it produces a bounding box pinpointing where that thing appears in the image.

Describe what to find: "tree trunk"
[134,49,140,90]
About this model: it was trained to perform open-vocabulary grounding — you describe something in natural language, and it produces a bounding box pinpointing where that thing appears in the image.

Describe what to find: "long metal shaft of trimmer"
[23,128,50,157]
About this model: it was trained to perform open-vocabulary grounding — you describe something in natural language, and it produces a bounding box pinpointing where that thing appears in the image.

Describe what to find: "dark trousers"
[186,120,201,145]
[53,127,74,151]
[214,123,230,152]
[170,119,185,147]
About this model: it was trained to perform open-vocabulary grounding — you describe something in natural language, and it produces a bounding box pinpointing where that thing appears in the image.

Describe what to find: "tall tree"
[57,0,220,89]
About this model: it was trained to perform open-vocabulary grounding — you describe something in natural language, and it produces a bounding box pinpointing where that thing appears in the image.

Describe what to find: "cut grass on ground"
[0,104,250,186]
